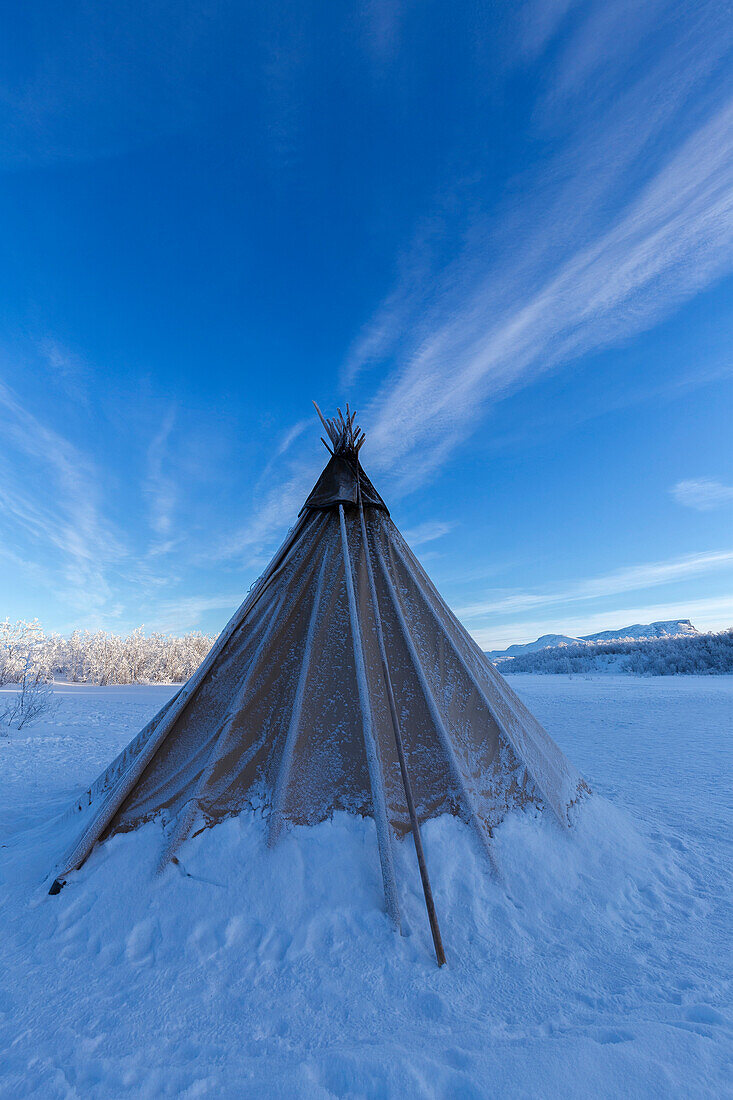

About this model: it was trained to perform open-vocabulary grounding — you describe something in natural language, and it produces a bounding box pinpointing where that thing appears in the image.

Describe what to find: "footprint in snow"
[258,927,292,962]
[188,922,223,962]
[125,917,161,967]
[56,894,96,937]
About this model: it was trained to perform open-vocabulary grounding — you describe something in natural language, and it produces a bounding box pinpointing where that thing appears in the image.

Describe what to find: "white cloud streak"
[672,478,733,511]
[152,593,245,634]
[274,419,311,458]
[0,380,125,617]
[362,96,733,485]
[168,2,733,576]
[457,549,733,622]
[349,4,733,491]
[402,520,455,547]
[144,406,178,540]
[209,464,319,566]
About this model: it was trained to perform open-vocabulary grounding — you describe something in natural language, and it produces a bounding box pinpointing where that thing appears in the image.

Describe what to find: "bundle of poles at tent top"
[315,403,446,966]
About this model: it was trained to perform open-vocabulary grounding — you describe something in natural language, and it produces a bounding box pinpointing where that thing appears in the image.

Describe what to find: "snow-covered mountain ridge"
[486,626,733,676]
[486,620,698,661]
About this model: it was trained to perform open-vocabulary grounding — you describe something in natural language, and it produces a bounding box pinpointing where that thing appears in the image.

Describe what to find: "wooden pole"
[355,479,446,967]
[373,540,502,880]
[339,504,402,931]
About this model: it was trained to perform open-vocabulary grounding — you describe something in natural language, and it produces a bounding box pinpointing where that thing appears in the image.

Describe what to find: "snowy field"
[1,676,731,1099]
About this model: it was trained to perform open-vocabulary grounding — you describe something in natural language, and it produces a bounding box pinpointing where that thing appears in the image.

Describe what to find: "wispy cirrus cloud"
[457,549,733,622]
[182,2,733,578]
[361,96,733,486]
[274,419,311,458]
[0,380,125,617]
[208,464,319,567]
[350,3,733,490]
[672,478,733,511]
[152,593,245,634]
[37,338,91,407]
[144,406,178,542]
[403,520,455,547]
[515,0,579,61]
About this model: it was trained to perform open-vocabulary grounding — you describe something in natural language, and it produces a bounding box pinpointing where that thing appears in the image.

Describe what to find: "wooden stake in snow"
[360,510,447,965]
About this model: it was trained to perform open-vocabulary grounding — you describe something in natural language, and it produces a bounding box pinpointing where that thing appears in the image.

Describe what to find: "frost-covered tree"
[0,620,215,685]
[0,619,47,684]
[0,654,57,730]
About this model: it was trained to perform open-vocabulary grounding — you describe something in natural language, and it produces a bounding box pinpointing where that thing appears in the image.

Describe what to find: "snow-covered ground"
[1,676,731,1099]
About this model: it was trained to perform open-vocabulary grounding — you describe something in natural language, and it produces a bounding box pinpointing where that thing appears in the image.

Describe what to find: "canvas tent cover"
[51,413,588,906]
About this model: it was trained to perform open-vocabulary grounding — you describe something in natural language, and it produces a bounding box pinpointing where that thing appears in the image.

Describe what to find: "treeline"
[0,620,215,686]
[498,629,733,675]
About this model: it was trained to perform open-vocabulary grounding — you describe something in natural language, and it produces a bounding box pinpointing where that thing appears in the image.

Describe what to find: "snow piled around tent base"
[1,800,726,1098]
[1,677,731,1098]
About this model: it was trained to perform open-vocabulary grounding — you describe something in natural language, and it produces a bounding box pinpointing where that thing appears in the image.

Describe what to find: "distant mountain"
[581,620,698,643]
[486,620,699,661]
[488,634,579,660]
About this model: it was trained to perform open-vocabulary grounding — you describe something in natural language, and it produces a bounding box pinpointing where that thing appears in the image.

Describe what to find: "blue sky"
[1,0,731,650]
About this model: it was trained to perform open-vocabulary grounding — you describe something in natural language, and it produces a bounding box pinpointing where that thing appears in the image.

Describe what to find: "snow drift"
[1,677,730,1098]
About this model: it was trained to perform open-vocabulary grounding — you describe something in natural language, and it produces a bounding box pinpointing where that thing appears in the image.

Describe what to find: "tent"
[49,407,589,964]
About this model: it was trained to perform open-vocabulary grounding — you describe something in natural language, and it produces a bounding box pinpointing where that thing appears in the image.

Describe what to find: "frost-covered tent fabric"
[49,409,588,931]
